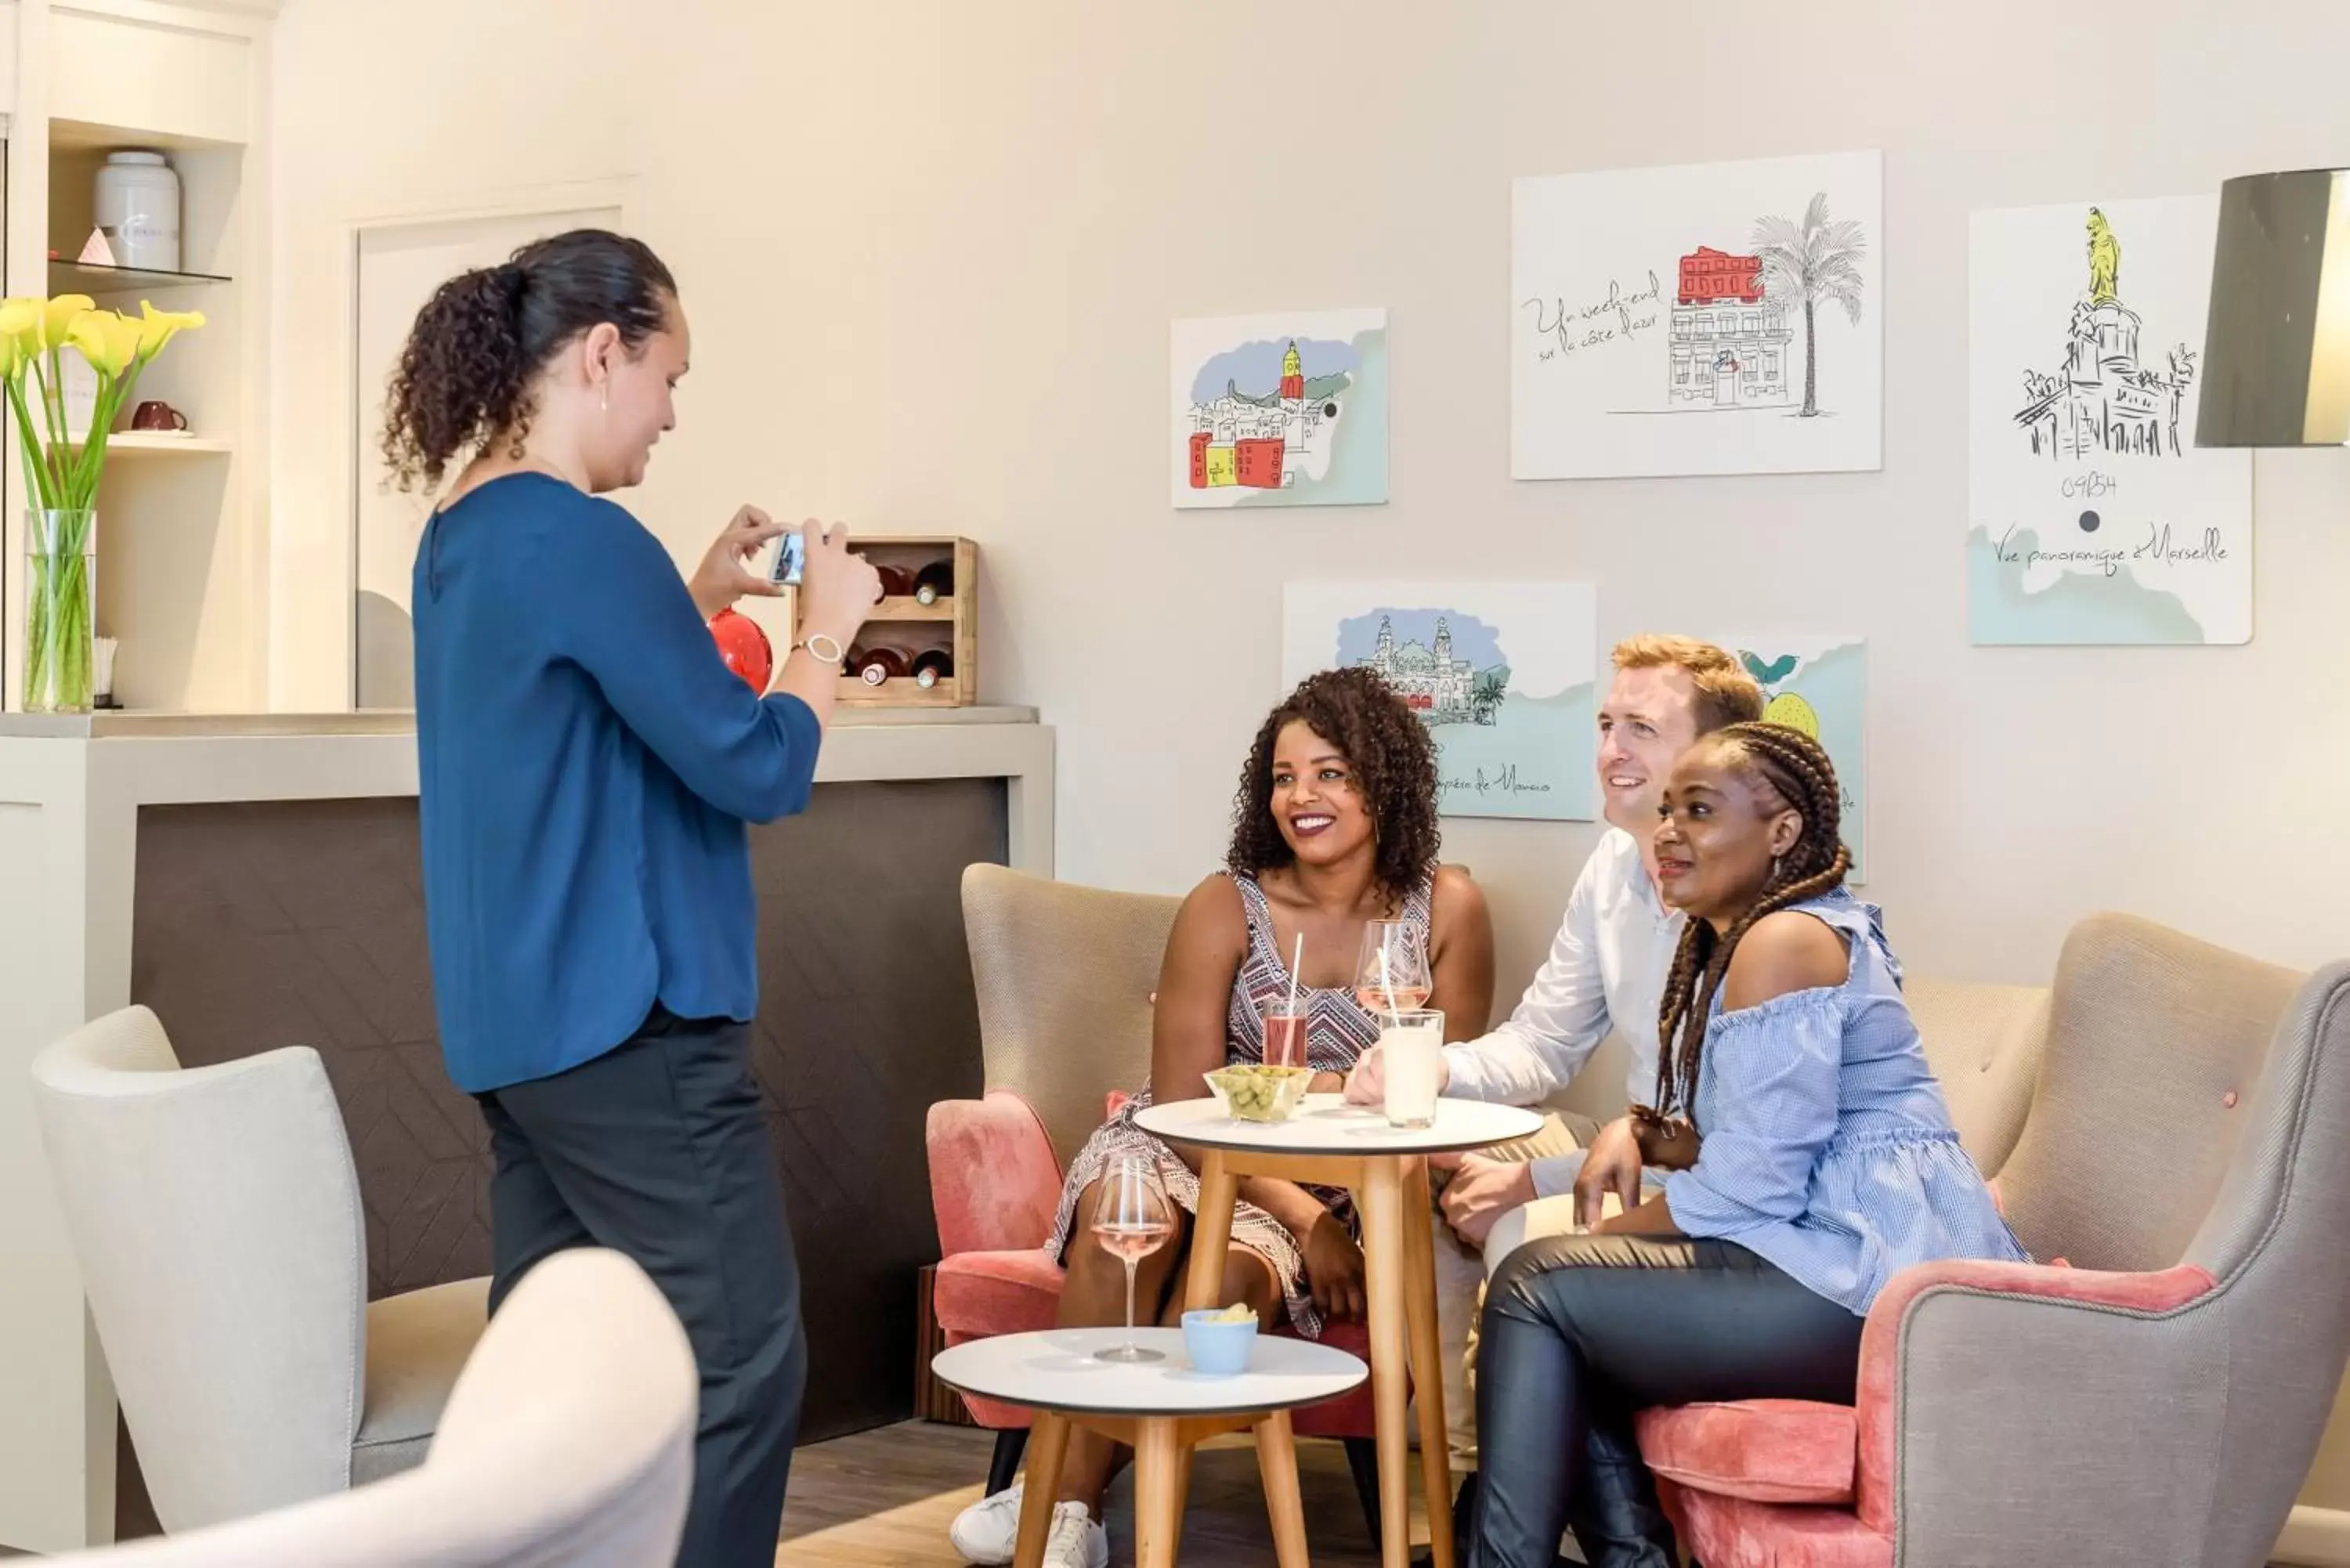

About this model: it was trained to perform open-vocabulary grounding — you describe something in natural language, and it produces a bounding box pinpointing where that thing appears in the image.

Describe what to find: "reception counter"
[0,707,1054,1551]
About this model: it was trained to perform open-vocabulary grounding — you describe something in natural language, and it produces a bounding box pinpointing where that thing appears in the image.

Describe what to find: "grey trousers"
[479,1007,808,1568]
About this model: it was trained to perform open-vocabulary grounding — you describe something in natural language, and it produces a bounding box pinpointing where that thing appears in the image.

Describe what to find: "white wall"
[269,0,2350,997]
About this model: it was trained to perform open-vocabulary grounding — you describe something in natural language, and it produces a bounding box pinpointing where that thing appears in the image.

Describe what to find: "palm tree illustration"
[1751,193,1867,417]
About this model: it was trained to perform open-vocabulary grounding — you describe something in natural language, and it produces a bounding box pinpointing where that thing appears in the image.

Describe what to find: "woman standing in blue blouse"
[382,229,880,1566]
[1467,723,2024,1568]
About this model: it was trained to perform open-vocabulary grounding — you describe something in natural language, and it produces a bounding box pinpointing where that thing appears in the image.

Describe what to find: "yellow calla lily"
[38,294,95,354]
[0,298,41,378]
[135,301,206,361]
[69,310,143,378]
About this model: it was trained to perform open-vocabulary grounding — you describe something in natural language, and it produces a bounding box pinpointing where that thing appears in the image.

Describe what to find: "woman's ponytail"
[380,229,676,493]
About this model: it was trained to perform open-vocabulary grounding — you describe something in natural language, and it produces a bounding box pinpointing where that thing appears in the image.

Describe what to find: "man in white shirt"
[1343,634,1762,1504]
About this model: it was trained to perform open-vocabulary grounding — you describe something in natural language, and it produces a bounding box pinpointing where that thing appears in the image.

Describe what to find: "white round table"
[1133,1091,1546,1155]
[932,1328,1367,1568]
[1132,1093,1546,1568]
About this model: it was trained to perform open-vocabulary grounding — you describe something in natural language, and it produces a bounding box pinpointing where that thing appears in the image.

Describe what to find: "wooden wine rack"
[792,534,977,707]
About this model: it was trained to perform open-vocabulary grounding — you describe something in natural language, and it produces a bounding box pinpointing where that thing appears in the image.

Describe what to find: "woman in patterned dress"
[949,667,1495,1568]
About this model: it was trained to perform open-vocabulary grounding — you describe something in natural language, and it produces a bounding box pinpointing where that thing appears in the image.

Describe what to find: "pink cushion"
[1654,1479,1891,1568]
[932,1248,1065,1339]
[1635,1400,1856,1505]
[927,1093,1064,1259]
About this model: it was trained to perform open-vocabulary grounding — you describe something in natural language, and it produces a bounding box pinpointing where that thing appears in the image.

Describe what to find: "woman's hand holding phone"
[689,505,788,622]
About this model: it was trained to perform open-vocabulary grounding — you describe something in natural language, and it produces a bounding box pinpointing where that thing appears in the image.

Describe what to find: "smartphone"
[768,529,805,588]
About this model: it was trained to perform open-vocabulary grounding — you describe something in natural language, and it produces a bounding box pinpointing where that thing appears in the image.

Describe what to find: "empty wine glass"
[1090,1154,1174,1363]
[1354,920,1431,1015]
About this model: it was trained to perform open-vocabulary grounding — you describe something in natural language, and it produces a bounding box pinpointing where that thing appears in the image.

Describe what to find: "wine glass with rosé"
[1090,1154,1175,1363]
[1354,920,1431,1014]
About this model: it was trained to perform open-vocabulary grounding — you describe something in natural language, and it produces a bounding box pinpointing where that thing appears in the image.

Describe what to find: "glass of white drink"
[1378,1007,1444,1129]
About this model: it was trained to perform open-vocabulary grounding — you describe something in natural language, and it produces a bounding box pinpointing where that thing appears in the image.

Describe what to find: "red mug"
[130,401,188,432]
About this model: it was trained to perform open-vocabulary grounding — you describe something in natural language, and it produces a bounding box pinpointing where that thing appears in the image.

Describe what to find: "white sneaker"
[1040,1502,1108,1568]
[948,1482,1023,1564]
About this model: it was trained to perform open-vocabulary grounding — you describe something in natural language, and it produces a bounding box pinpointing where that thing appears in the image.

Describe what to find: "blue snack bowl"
[1180,1310,1259,1377]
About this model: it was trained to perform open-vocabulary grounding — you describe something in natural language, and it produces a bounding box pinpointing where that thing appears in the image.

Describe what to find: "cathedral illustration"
[1358,616,1476,724]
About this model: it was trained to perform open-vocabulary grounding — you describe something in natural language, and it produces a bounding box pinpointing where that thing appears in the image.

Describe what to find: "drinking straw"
[1287,932,1303,1017]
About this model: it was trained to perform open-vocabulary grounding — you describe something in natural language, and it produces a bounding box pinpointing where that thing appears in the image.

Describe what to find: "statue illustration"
[2085,207,2121,306]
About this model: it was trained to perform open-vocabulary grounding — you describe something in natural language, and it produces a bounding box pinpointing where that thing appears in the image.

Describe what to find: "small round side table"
[932,1324,1368,1567]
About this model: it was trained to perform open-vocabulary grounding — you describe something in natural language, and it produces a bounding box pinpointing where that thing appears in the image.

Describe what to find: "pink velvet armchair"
[930,866,1392,1539]
[1631,915,2350,1568]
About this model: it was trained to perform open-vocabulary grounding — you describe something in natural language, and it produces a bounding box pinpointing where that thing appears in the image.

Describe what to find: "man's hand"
[1343,1043,1452,1107]
[1573,1116,1647,1231]
[1437,1152,1535,1247]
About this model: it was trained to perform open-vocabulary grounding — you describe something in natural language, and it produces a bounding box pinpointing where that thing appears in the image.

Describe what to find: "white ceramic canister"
[93,151,182,273]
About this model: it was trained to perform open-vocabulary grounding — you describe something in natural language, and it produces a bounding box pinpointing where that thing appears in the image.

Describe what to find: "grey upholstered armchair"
[1634,915,2350,1566]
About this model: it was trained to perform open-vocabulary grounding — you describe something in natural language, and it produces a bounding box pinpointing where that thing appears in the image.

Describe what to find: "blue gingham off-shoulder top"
[1661,890,2028,1315]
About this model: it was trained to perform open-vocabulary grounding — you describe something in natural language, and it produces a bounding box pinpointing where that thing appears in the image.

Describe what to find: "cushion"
[1654,1478,1892,1568]
[1635,1399,1857,1505]
[931,1248,1066,1338]
[354,1277,490,1482]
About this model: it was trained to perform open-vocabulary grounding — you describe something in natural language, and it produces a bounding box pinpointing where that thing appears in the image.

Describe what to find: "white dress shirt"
[1441,828,1683,1197]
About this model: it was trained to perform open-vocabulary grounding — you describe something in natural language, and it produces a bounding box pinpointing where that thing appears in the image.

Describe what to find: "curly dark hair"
[1652,721,1852,1117]
[380,229,676,492]
[1227,667,1441,903]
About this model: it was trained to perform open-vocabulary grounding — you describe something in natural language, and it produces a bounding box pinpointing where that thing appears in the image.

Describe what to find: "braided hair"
[1652,721,1852,1118]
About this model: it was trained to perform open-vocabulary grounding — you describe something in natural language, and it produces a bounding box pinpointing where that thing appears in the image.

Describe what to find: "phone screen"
[768,529,805,587]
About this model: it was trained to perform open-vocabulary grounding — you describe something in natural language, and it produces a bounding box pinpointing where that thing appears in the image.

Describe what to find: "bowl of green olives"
[1203,1064,1313,1124]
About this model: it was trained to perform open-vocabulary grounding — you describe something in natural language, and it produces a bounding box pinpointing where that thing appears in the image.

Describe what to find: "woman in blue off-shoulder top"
[1466,722,2025,1568]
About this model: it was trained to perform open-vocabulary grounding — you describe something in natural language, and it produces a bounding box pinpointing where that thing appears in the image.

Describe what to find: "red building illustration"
[1677,246,1766,305]
[1278,340,1305,400]
[1189,430,1211,488]
[1669,246,1791,407]
[1234,436,1285,488]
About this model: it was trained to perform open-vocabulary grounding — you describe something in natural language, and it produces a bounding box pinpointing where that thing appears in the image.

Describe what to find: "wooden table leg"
[1254,1408,1311,1568]
[1011,1411,1070,1568]
[1402,1158,1457,1568]
[1132,1417,1185,1568]
[1358,1156,1412,1568]
[1184,1149,1238,1311]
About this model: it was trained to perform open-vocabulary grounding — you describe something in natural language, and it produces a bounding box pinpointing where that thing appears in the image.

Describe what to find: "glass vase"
[24,508,98,714]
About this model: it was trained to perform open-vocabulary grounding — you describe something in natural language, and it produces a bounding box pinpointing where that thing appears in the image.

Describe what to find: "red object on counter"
[709,609,772,692]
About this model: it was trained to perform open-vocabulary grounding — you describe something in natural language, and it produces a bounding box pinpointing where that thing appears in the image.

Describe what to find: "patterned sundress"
[1045,869,1435,1339]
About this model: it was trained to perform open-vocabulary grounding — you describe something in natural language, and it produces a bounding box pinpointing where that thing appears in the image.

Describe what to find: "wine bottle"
[851,645,911,685]
[872,564,916,598]
[913,560,955,605]
[911,649,954,689]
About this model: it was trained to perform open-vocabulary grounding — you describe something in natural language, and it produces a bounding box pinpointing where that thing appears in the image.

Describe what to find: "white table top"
[1133,1091,1546,1156]
[931,1328,1368,1417]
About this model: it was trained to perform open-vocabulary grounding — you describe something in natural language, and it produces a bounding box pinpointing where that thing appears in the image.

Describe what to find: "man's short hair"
[1611,634,1766,735]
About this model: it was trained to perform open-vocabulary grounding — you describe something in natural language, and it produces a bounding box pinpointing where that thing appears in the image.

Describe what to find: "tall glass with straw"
[1260,931,1310,1071]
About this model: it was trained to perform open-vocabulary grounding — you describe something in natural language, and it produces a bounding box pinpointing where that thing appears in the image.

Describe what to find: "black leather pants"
[1468,1232,1864,1568]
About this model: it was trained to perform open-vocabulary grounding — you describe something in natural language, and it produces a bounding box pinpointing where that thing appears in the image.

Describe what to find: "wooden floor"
[777,1420,1430,1567]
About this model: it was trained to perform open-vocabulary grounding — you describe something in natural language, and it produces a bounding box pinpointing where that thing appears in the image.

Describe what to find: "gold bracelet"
[794,633,844,665]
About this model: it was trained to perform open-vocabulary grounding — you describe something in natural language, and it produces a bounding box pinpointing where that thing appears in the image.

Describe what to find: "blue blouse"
[1661,891,2027,1314]
[414,474,822,1094]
